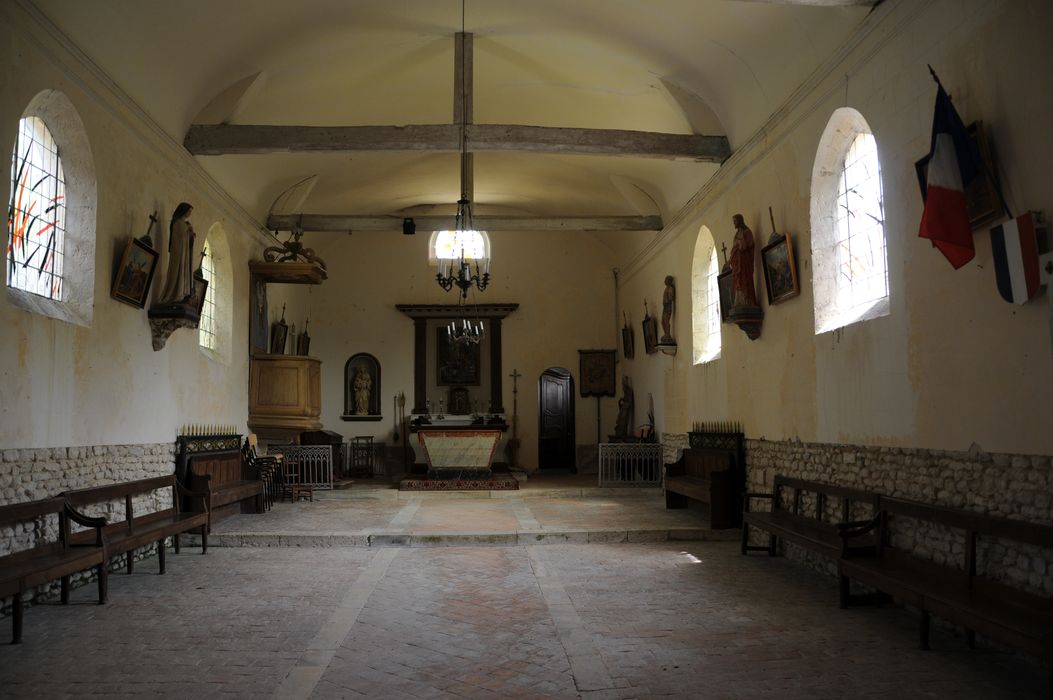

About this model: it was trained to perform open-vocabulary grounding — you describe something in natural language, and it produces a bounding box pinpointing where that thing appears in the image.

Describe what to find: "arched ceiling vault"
[34,0,877,235]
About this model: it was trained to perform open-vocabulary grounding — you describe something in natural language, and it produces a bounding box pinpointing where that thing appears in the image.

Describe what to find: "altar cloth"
[418,429,501,480]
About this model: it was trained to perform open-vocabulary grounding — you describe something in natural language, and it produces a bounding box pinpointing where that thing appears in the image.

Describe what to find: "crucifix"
[721,241,729,267]
[508,369,522,469]
[140,210,159,248]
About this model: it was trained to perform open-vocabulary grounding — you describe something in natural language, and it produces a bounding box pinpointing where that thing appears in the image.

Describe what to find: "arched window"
[811,108,889,334]
[198,239,216,351]
[691,226,721,364]
[8,117,65,299]
[5,91,96,326]
[428,229,490,265]
[199,222,232,364]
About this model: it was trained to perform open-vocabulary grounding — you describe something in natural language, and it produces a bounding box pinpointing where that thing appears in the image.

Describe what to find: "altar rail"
[268,445,334,490]
[598,443,663,487]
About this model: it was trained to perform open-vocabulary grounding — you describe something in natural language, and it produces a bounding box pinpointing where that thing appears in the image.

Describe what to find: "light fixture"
[402,217,416,235]
[446,315,484,346]
[435,200,490,299]
[435,0,491,300]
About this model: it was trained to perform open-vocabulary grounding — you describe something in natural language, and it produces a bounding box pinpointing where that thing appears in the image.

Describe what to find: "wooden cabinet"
[248,355,322,441]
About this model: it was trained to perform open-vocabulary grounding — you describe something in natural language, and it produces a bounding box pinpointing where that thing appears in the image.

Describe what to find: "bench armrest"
[176,480,211,513]
[837,516,879,539]
[65,502,107,546]
[742,492,773,513]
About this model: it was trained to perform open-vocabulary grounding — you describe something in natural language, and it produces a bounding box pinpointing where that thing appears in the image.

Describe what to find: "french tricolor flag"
[990,212,1041,305]
[918,84,981,269]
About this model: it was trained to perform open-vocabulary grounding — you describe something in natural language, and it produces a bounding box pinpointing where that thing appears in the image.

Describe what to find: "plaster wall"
[302,229,618,472]
[618,0,1053,457]
[0,4,272,450]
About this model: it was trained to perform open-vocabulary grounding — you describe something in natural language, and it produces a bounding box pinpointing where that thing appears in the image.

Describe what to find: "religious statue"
[157,202,196,305]
[660,276,675,343]
[729,214,759,308]
[354,367,372,415]
[613,375,634,439]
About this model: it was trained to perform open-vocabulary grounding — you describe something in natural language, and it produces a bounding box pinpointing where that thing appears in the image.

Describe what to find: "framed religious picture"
[915,120,1002,230]
[436,327,481,385]
[188,272,208,322]
[717,268,734,322]
[111,237,159,308]
[761,233,800,305]
[621,321,635,360]
[578,349,616,397]
[249,274,269,355]
[642,314,659,354]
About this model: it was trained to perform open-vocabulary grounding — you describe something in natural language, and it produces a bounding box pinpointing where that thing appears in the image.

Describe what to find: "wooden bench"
[742,476,879,560]
[63,474,210,575]
[177,433,264,530]
[839,496,1053,676]
[664,447,737,529]
[0,497,107,643]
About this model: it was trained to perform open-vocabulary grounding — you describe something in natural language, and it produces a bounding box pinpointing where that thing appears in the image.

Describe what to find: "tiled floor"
[1,487,1047,698]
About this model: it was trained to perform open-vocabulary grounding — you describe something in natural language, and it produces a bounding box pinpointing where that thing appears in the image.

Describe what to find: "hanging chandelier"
[435,0,490,300]
[446,315,484,346]
[435,199,490,299]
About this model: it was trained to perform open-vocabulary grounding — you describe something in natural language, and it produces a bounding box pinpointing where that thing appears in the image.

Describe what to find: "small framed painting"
[761,233,800,305]
[717,269,734,322]
[621,323,635,360]
[111,237,159,308]
[189,273,208,316]
[579,349,616,397]
[642,315,659,354]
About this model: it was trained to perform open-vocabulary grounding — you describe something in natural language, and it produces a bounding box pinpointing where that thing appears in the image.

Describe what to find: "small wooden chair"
[281,456,313,503]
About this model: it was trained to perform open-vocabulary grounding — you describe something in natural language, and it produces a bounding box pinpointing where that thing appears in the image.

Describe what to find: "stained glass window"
[7,116,66,300]
[430,229,489,263]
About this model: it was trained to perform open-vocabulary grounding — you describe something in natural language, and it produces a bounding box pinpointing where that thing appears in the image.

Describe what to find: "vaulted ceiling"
[35,0,875,237]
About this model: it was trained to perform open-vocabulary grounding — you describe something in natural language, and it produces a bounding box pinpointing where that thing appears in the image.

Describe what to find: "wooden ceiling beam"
[184,123,729,162]
[266,214,663,232]
[734,0,877,6]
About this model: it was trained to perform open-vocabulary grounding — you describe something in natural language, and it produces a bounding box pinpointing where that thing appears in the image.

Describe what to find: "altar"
[417,427,502,480]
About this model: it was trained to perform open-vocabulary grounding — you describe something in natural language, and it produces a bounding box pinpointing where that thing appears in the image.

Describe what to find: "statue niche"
[342,353,381,421]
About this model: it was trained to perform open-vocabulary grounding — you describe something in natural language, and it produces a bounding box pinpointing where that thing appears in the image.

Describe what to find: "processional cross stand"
[508,369,522,469]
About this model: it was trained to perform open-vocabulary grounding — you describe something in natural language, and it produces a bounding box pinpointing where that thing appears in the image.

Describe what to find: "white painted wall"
[618,0,1053,457]
[0,4,273,449]
[302,229,618,471]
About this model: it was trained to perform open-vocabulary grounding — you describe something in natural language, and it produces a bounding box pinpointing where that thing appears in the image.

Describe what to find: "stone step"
[311,486,665,501]
[191,527,738,549]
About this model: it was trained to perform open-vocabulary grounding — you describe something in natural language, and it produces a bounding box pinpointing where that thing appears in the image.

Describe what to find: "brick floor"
[0,505,1047,698]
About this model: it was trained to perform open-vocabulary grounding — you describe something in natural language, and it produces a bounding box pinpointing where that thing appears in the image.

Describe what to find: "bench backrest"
[772,476,878,523]
[880,496,1053,549]
[683,448,733,479]
[189,451,246,487]
[0,497,69,562]
[0,496,66,526]
[877,495,1053,592]
[63,474,179,522]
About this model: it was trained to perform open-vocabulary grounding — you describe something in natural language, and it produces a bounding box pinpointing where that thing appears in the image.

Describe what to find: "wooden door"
[538,368,575,471]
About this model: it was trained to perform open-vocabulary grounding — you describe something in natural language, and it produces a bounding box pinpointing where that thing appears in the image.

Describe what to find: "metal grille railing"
[268,444,334,490]
[598,443,663,487]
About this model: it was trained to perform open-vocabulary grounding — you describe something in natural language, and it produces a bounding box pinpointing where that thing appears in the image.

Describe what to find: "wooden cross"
[140,210,159,247]
[721,242,728,266]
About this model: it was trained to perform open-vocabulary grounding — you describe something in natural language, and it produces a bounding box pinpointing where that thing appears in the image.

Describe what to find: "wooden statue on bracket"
[726,213,764,340]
